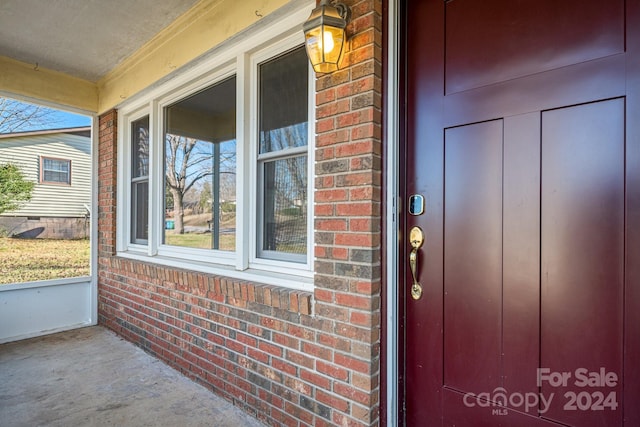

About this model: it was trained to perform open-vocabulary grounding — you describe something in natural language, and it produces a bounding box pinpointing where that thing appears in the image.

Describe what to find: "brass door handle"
[409,226,424,300]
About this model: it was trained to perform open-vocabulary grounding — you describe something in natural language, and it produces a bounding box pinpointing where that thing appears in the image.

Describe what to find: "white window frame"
[116,3,314,291]
[40,156,71,185]
[118,107,151,256]
[249,35,315,274]
[129,112,151,246]
[155,64,238,266]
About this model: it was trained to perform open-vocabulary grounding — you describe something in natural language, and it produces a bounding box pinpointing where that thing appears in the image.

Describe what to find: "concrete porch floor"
[0,326,265,427]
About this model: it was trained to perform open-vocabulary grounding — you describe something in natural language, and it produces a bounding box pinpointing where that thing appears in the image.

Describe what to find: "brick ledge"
[102,256,313,315]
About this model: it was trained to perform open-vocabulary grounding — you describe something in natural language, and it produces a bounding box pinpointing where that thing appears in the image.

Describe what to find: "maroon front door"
[401,0,640,425]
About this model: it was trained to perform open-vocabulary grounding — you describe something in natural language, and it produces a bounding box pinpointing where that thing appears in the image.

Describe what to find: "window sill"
[116,250,313,292]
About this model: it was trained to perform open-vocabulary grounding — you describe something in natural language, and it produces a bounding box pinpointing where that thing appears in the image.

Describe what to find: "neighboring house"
[0,127,91,238]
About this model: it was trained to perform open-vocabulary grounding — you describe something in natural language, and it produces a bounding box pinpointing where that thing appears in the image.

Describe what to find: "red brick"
[273,332,300,350]
[352,371,379,393]
[334,353,371,374]
[317,100,351,120]
[350,27,376,50]
[315,246,328,258]
[259,341,283,358]
[315,175,335,188]
[316,128,350,146]
[333,382,372,406]
[335,140,375,157]
[315,189,349,202]
[316,88,336,105]
[336,201,377,216]
[317,333,351,353]
[335,233,377,247]
[285,402,315,425]
[316,360,350,381]
[350,311,376,327]
[272,358,298,376]
[285,324,313,341]
[260,317,284,331]
[284,376,312,396]
[314,288,334,303]
[315,204,335,216]
[333,247,349,260]
[317,117,335,133]
[247,348,270,364]
[302,342,333,361]
[315,218,348,231]
[300,368,331,389]
[335,293,372,310]
[349,218,374,231]
[316,389,351,413]
[338,172,376,187]
[286,350,315,369]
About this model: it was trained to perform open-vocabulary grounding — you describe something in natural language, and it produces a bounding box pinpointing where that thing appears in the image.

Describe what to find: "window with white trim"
[41,157,71,185]
[257,47,309,263]
[117,18,314,290]
[163,76,237,251]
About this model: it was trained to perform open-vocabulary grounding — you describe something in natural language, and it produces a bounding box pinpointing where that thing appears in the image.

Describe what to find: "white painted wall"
[0,278,93,343]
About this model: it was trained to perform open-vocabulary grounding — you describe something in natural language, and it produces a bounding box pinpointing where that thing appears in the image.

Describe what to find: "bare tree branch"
[0,97,62,133]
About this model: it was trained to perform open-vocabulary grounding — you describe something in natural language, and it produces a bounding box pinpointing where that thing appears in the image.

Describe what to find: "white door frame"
[385,0,400,424]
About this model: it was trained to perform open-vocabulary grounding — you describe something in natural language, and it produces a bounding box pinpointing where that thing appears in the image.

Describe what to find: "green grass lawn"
[0,237,90,285]
[165,231,235,251]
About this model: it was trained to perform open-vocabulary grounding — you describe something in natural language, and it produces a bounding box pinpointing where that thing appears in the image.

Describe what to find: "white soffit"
[0,0,200,82]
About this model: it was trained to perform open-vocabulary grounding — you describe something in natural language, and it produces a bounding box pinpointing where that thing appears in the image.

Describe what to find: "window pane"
[132,116,149,178]
[262,155,307,258]
[42,158,70,183]
[132,181,149,242]
[259,47,308,154]
[164,77,236,251]
[130,116,149,244]
[44,171,65,182]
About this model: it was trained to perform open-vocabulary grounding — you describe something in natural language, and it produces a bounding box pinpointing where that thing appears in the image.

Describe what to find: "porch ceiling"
[0,0,200,83]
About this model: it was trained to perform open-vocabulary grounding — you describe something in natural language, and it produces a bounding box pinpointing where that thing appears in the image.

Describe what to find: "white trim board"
[386,0,400,425]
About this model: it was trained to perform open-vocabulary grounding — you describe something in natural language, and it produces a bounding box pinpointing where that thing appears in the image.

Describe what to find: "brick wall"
[97,1,383,426]
[98,110,117,257]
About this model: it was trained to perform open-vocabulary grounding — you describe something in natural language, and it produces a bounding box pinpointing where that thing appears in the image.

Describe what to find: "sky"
[1,98,92,133]
[47,109,92,129]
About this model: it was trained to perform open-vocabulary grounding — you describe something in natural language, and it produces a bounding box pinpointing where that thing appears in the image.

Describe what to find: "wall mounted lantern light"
[302,0,351,73]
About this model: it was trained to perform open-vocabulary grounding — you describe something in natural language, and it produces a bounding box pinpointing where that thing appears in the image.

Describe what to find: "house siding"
[0,132,91,218]
[97,1,383,426]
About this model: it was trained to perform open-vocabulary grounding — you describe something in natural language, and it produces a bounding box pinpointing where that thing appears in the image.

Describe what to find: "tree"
[198,181,212,213]
[165,135,213,234]
[0,163,34,214]
[0,97,60,133]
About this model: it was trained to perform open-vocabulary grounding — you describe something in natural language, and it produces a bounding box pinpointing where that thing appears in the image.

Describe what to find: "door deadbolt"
[408,194,425,216]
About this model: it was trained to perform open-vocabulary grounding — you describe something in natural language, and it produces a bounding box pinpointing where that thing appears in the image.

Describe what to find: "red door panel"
[540,99,625,426]
[443,120,503,395]
[502,113,541,409]
[444,0,625,94]
[402,0,639,426]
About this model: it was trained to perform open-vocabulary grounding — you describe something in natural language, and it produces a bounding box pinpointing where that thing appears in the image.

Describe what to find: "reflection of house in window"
[41,157,71,185]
